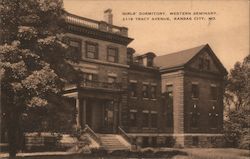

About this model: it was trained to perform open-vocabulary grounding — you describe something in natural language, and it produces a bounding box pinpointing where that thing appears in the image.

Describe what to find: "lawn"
[174,148,250,159]
[0,148,249,159]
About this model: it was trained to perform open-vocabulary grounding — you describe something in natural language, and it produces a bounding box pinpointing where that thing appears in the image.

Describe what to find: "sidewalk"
[0,151,77,158]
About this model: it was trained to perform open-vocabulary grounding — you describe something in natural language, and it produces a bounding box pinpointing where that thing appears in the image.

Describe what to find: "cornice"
[66,24,134,46]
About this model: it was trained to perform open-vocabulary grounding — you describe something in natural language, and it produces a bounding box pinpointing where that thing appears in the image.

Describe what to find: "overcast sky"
[63,0,249,70]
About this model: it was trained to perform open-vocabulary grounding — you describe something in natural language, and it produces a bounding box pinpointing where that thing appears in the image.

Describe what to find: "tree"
[224,54,250,148]
[226,54,250,111]
[0,0,80,157]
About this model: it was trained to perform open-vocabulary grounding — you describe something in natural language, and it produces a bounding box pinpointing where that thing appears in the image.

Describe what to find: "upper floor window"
[147,58,153,67]
[151,85,157,99]
[68,39,81,58]
[129,110,137,127]
[199,57,210,70]
[205,59,210,70]
[210,86,218,100]
[166,111,173,128]
[130,82,137,97]
[191,84,199,98]
[108,76,117,83]
[83,73,98,81]
[151,113,157,128]
[142,84,149,98]
[142,111,149,127]
[165,84,173,107]
[198,57,204,70]
[107,47,118,63]
[127,53,133,64]
[86,42,98,59]
[166,85,173,98]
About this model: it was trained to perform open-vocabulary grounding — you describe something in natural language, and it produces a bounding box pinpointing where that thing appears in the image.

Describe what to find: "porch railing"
[65,12,128,37]
[84,124,102,145]
[118,126,131,144]
[79,80,122,91]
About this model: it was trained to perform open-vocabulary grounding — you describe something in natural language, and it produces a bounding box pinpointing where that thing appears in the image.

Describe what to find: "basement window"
[192,136,199,146]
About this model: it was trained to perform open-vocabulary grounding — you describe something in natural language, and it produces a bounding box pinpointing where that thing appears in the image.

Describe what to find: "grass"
[1,148,249,159]
[177,148,250,159]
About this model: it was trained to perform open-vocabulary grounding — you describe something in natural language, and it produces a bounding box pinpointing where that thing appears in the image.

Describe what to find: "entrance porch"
[79,99,118,133]
[63,83,123,133]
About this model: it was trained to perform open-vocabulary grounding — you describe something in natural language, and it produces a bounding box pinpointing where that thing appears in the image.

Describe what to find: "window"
[166,113,173,127]
[130,82,137,97]
[129,110,137,127]
[142,84,149,98]
[165,85,173,127]
[191,84,199,98]
[107,47,118,63]
[198,57,204,70]
[127,53,133,64]
[199,57,210,70]
[83,73,98,81]
[69,39,81,57]
[151,113,157,128]
[142,58,147,66]
[86,42,98,59]
[151,86,157,99]
[147,58,153,67]
[209,106,218,128]
[142,112,149,127]
[205,59,210,70]
[142,137,149,146]
[192,136,199,146]
[210,86,218,100]
[108,76,116,83]
[190,104,200,128]
[166,85,173,98]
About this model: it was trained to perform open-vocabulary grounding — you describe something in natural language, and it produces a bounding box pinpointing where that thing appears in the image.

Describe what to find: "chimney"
[104,9,113,24]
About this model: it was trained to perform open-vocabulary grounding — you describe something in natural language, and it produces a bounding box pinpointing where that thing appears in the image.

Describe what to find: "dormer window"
[127,48,135,64]
[147,57,153,67]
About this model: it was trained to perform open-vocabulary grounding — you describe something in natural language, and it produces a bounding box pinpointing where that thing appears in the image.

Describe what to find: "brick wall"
[127,67,162,133]
[161,70,185,146]
[184,71,224,133]
[66,33,127,65]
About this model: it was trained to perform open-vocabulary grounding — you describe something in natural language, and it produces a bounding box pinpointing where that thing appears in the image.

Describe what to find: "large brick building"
[61,9,227,148]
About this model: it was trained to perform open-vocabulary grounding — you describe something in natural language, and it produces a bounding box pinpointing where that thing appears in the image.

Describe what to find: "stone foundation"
[128,133,224,148]
[183,134,224,148]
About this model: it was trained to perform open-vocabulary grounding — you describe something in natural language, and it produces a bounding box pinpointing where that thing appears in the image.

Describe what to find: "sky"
[63,0,249,70]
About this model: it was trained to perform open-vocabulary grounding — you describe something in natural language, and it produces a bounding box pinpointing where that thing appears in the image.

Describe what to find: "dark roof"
[135,52,156,59]
[154,44,206,69]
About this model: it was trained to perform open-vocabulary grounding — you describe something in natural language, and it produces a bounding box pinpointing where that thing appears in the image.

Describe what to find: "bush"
[239,132,250,150]
[223,110,248,148]
[90,147,108,156]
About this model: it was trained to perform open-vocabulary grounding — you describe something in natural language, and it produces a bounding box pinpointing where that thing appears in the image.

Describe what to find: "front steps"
[98,134,130,151]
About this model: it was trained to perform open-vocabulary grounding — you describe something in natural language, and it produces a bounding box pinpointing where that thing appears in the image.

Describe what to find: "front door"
[103,101,114,133]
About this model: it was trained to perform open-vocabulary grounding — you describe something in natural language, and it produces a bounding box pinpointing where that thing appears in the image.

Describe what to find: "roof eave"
[159,65,184,73]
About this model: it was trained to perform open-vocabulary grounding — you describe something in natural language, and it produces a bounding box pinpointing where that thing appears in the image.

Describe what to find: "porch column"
[113,100,119,132]
[82,98,87,127]
[76,98,80,128]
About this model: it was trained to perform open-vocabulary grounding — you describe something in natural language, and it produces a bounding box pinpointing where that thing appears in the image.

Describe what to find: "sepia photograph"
[0,0,249,158]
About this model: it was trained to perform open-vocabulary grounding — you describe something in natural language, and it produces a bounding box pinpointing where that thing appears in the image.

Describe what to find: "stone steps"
[98,134,129,151]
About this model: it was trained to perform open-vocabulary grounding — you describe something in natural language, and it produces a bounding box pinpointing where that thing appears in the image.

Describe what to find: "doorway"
[103,100,114,133]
